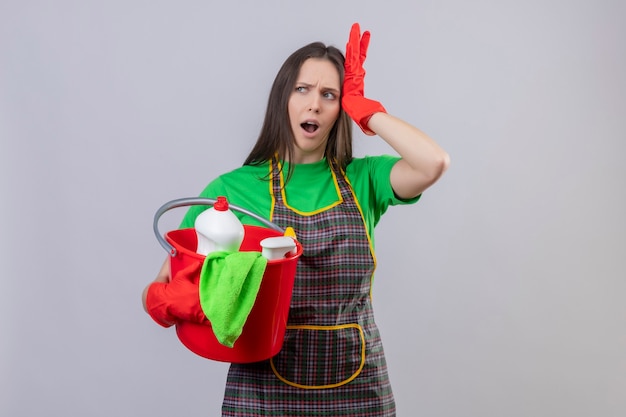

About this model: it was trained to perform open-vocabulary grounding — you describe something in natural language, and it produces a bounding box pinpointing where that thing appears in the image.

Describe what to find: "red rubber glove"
[145,260,210,328]
[342,23,387,136]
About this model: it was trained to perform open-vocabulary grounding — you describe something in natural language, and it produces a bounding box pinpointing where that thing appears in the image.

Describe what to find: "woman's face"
[287,58,341,164]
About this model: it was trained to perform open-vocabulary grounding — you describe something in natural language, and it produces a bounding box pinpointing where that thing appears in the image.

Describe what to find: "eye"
[323,91,337,100]
[295,86,307,93]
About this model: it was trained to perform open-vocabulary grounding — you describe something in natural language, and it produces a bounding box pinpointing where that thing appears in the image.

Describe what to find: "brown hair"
[243,42,353,180]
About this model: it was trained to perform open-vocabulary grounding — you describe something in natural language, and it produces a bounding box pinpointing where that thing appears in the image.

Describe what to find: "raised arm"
[368,113,449,199]
[342,23,449,199]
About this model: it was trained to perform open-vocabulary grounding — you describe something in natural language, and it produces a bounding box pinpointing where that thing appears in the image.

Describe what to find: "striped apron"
[221,160,396,416]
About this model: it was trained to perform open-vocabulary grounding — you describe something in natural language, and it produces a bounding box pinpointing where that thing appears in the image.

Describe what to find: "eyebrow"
[297,82,340,94]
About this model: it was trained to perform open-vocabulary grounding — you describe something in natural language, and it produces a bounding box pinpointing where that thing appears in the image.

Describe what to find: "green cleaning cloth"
[198,251,268,348]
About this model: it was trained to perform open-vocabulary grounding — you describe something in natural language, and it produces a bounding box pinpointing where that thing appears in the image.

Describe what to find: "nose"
[308,94,321,113]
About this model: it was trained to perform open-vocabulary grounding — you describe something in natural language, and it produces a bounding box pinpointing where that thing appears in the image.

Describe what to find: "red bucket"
[154,198,302,363]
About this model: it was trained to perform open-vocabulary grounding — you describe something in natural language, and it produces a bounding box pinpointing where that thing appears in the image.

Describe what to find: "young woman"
[143,23,449,416]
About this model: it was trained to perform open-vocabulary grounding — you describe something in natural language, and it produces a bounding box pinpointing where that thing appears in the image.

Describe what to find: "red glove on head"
[342,23,387,136]
[145,259,210,328]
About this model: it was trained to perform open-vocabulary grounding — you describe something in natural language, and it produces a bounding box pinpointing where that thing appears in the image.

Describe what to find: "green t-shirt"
[180,156,419,241]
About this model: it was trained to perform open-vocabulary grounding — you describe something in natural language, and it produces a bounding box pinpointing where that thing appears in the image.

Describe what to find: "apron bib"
[222,160,396,416]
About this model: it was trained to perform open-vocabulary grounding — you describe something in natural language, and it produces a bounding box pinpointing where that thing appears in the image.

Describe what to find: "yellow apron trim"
[270,323,366,390]
[271,159,343,216]
[268,161,276,222]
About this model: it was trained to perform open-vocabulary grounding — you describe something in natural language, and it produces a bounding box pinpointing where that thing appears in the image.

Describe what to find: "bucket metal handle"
[153,197,284,256]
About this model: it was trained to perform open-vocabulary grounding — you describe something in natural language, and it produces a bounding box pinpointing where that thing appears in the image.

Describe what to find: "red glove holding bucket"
[342,23,387,136]
[145,260,210,328]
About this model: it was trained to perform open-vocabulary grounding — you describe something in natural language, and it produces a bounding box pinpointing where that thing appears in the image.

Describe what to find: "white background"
[1,1,625,416]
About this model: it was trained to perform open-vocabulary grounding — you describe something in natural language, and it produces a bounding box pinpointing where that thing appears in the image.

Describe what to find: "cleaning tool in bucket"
[194,196,244,255]
[151,197,303,363]
[199,250,267,347]
[260,236,297,260]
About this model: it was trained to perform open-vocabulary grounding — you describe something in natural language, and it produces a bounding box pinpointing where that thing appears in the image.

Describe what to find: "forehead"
[297,58,340,88]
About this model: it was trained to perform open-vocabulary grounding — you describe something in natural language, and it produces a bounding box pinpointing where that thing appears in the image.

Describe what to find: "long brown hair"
[243,42,353,180]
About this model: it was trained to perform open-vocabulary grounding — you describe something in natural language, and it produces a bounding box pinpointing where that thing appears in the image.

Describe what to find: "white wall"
[2,1,625,416]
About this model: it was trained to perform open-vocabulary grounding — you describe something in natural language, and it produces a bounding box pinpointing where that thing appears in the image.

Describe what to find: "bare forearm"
[367,112,450,199]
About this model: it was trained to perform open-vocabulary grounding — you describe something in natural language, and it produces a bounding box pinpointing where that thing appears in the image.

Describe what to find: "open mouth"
[300,122,319,133]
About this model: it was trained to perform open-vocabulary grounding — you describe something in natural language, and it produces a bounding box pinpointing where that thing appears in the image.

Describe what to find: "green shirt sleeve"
[346,155,420,232]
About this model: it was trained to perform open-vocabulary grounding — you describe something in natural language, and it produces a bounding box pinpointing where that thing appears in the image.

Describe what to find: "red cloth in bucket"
[165,225,302,363]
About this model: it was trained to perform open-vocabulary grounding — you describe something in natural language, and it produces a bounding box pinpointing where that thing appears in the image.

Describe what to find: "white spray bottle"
[194,196,244,256]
